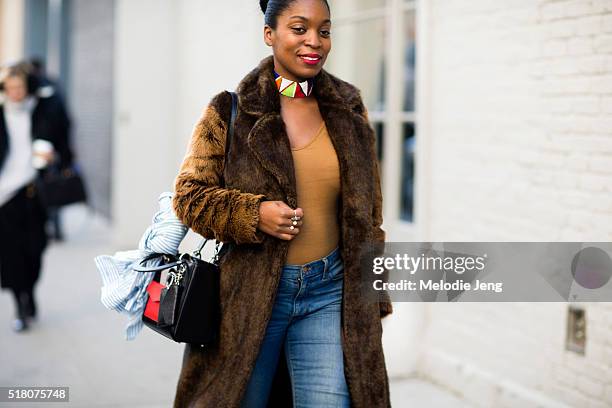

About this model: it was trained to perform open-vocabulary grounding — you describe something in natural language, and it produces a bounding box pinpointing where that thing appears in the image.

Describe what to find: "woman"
[0,63,72,332]
[172,0,393,406]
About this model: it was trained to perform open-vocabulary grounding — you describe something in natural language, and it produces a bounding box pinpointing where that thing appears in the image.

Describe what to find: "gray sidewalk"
[0,205,472,407]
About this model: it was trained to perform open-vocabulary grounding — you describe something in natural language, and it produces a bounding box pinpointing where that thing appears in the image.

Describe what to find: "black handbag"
[133,91,238,346]
[35,165,87,208]
[133,240,229,345]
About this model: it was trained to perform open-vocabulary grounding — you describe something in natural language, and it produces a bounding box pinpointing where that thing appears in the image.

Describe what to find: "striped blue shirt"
[94,192,188,340]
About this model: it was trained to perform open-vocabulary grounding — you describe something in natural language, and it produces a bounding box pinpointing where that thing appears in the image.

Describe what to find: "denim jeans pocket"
[279,270,299,287]
[326,259,344,281]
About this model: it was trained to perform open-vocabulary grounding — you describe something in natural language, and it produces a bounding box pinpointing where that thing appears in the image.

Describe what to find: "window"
[326,0,418,224]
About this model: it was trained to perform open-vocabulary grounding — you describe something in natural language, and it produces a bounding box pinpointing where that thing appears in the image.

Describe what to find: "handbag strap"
[226,91,237,160]
[133,253,183,273]
[209,91,237,260]
[133,239,226,273]
[221,91,238,188]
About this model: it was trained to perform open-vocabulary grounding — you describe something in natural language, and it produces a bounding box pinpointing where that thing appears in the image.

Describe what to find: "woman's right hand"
[257,201,304,241]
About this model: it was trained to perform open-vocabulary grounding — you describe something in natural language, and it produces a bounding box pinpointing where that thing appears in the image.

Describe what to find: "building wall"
[112,0,266,246]
[68,0,115,218]
[0,0,4,60]
[23,0,48,63]
[420,0,612,406]
[112,0,179,245]
[172,0,268,168]
[0,0,25,64]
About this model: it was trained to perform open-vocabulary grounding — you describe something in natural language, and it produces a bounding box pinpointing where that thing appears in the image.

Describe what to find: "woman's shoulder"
[207,90,233,109]
[319,70,367,117]
[198,90,233,124]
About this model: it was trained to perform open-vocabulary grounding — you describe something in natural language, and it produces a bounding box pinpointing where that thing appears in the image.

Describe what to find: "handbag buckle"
[212,241,223,264]
[166,263,186,287]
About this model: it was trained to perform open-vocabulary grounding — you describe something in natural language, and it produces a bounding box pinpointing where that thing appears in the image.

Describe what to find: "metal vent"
[566,306,586,355]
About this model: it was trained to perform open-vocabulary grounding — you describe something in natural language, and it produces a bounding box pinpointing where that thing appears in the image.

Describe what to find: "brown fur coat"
[172,55,393,407]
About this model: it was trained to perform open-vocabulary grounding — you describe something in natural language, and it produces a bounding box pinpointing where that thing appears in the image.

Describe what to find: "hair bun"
[259,0,269,14]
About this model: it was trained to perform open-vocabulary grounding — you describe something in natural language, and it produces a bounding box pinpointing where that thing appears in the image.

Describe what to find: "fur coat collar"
[235,56,371,215]
[237,56,365,117]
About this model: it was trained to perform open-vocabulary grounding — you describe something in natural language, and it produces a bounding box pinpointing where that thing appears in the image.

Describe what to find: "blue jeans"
[241,246,350,408]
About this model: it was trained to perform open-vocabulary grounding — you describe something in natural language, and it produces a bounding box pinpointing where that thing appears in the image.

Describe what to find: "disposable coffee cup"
[32,139,55,169]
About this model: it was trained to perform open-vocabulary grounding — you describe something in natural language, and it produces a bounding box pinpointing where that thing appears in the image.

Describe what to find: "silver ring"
[289,225,295,230]
[292,220,298,226]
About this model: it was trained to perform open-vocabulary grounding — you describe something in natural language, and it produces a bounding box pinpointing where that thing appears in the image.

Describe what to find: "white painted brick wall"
[421,0,612,406]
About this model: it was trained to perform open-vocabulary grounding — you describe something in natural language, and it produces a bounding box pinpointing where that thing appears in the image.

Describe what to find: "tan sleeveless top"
[285,122,341,265]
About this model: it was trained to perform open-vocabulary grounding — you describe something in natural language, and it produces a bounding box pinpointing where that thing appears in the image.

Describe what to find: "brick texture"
[421,0,612,406]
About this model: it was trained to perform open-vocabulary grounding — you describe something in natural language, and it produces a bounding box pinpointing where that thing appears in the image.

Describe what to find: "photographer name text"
[373,279,504,293]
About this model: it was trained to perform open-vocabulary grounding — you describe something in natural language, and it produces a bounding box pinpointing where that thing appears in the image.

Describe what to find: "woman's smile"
[298,53,322,66]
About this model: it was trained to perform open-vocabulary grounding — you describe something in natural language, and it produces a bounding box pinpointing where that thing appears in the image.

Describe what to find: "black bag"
[133,240,229,345]
[132,91,238,345]
[35,165,87,208]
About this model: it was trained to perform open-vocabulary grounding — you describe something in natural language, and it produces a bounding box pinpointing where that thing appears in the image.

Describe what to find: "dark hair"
[29,57,46,75]
[260,0,329,29]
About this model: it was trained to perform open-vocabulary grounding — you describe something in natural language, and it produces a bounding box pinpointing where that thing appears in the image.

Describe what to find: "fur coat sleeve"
[361,105,393,319]
[172,92,267,245]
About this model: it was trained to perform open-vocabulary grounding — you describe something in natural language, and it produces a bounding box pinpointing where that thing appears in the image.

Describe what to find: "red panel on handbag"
[144,280,165,322]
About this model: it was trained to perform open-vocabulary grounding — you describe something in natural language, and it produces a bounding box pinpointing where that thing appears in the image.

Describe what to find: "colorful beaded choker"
[274,70,314,98]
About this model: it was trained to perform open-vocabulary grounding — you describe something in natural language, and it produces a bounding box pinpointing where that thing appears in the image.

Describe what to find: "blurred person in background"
[171,0,392,406]
[29,57,73,241]
[0,62,72,332]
